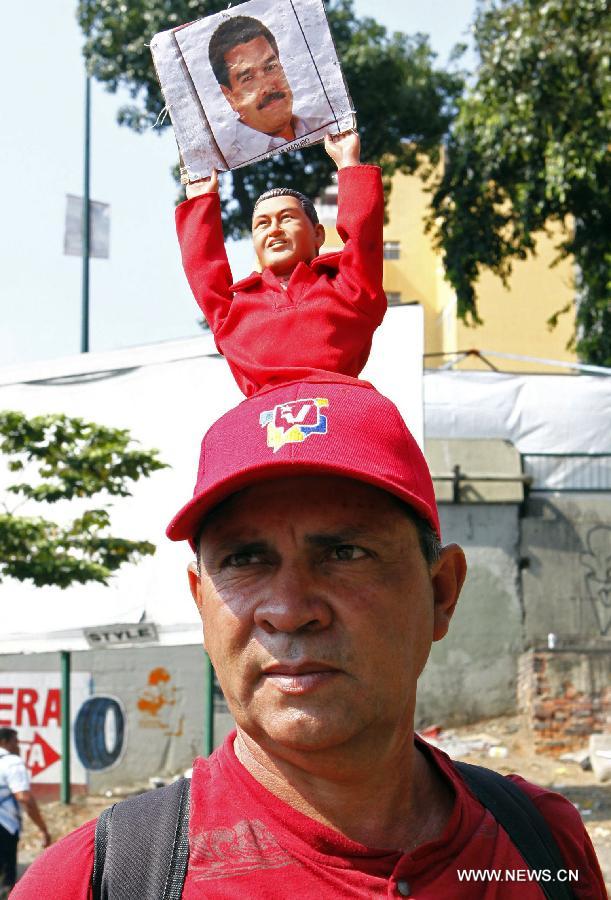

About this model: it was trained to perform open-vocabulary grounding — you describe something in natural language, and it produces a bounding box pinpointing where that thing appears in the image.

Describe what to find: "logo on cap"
[259,398,329,453]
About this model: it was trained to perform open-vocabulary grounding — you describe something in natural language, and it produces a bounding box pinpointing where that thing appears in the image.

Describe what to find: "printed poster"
[151,0,355,180]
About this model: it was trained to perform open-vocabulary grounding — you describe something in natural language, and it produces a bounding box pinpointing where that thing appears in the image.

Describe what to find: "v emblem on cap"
[259,398,329,453]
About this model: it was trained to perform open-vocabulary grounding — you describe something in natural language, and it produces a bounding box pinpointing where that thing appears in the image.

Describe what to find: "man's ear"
[188,561,209,650]
[220,84,238,113]
[314,223,326,251]
[431,543,467,642]
[188,561,203,618]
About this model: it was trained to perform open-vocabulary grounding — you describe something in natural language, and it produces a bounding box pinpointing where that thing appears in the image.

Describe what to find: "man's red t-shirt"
[13,733,606,898]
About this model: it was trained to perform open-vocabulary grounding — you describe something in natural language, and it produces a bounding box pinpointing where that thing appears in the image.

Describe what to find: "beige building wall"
[452,226,577,373]
[318,170,577,373]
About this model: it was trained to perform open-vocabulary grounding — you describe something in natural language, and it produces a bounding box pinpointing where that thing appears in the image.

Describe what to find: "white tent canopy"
[0,306,424,653]
[424,369,611,493]
[424,369,611,454]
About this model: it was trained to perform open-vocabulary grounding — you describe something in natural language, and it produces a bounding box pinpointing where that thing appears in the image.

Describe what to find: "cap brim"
[167,458,440,550]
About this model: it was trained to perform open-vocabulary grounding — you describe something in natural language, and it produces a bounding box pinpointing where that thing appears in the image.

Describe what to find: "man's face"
[252,196,325,276]
[189,476,464,756]
[221,35,293,136]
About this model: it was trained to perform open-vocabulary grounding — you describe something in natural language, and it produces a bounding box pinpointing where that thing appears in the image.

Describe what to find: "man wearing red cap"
[14,379,606,898]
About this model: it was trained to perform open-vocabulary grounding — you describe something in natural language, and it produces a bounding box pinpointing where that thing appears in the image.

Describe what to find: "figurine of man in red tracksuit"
[175,131,387,397]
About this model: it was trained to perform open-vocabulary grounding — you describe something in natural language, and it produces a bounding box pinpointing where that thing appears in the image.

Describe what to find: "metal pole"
[452,464,462,504]
[60,651,71,804]
[81,72,91,353]
[203,652,214,757]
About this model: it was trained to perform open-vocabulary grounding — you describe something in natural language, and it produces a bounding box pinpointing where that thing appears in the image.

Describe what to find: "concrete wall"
[417,490,611,728]
[416,504,523,727]
[521,494,611,642]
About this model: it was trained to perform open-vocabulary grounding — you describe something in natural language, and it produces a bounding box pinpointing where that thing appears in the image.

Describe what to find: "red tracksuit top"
[176,165,387,397]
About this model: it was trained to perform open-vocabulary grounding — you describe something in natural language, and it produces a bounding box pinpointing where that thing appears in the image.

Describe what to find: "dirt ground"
[17,715,611,892]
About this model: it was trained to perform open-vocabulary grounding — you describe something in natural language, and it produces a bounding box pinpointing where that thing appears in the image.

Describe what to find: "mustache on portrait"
[257,91,287,111]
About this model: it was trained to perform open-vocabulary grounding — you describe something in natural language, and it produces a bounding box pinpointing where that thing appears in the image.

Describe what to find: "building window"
[315,184,339,224]
[383,241,400,260]
[387,292,402,306]
[320,185,338,205]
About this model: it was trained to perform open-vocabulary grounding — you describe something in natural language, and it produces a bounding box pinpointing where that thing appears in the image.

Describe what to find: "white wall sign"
[0,672,91,784]
[84,622,159,648]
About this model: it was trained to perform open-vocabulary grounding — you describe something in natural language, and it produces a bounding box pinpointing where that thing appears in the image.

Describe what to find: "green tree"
[428,0,610,366]
[77,0,463,235]
[0,412,167,588]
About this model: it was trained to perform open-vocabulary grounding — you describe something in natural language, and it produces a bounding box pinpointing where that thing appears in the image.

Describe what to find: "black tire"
[75,696,125,771]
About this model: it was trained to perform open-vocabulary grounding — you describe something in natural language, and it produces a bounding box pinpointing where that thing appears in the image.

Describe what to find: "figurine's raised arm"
[176,169,234,334]
[324,131,386,323]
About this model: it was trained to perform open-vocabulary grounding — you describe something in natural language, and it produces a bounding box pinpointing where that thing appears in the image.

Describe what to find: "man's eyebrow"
[304,527,378,548]
[253,207,299,224]
[235,65,254,82]
[202,532,270,552]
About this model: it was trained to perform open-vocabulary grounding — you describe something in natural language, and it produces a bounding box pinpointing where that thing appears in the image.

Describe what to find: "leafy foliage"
[427,0,611,365]
[0,412,167,588]
[77,0,463,235]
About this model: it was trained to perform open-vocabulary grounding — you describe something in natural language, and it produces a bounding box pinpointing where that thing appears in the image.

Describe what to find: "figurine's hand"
[186,169,219,199]
[324,131,361,169]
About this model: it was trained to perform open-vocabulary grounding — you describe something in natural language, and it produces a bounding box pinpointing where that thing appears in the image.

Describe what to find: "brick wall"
[518,649,611,755]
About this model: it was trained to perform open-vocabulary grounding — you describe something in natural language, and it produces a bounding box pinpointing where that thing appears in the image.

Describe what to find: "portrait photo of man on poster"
[152,0,355,178]
[205,14,330,166]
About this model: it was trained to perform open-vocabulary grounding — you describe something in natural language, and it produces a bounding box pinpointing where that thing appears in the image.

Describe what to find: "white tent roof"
[0,306,423,653]
[424,369,611,454]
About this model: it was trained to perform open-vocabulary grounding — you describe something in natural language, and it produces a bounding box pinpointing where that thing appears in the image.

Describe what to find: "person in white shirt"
[208,14,331,167]
[0,729,50,894]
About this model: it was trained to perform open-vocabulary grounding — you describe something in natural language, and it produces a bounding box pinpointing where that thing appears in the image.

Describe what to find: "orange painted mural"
[137,667,184,737]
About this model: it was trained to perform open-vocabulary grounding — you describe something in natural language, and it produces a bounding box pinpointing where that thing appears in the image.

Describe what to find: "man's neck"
[263,252,319,281]
[267,116,296,142]
[233,727,454,851]
[242,115,296,143]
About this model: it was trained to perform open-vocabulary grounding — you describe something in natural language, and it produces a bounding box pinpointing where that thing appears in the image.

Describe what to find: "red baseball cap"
[167,378,440,546]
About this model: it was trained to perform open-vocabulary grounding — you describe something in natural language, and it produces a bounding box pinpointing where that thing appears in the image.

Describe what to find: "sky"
[1,0,476,368]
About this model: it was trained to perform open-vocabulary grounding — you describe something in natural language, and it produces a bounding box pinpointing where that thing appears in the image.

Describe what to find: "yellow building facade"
[318,171,577,373]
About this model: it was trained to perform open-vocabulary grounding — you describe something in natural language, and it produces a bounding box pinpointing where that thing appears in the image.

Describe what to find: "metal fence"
[522,453,611,492]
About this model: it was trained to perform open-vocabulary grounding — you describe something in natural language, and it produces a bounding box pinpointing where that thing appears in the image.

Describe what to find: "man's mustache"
[257,91,287,111]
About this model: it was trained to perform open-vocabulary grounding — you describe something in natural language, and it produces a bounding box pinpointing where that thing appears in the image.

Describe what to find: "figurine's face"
[252,196,325,276]
[221,36,294,137]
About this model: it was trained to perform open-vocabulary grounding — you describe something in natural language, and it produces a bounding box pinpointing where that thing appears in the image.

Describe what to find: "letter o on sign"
[75,696,125,771]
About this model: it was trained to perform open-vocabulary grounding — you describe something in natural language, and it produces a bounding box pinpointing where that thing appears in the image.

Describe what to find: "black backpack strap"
[92,804,113,897]
[454,761,575,900]
[91,777,191,900]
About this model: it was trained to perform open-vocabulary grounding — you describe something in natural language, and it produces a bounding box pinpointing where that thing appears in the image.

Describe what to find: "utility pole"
[203,653,215,756]
[60,650,72,804]
[81,70,91,353]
